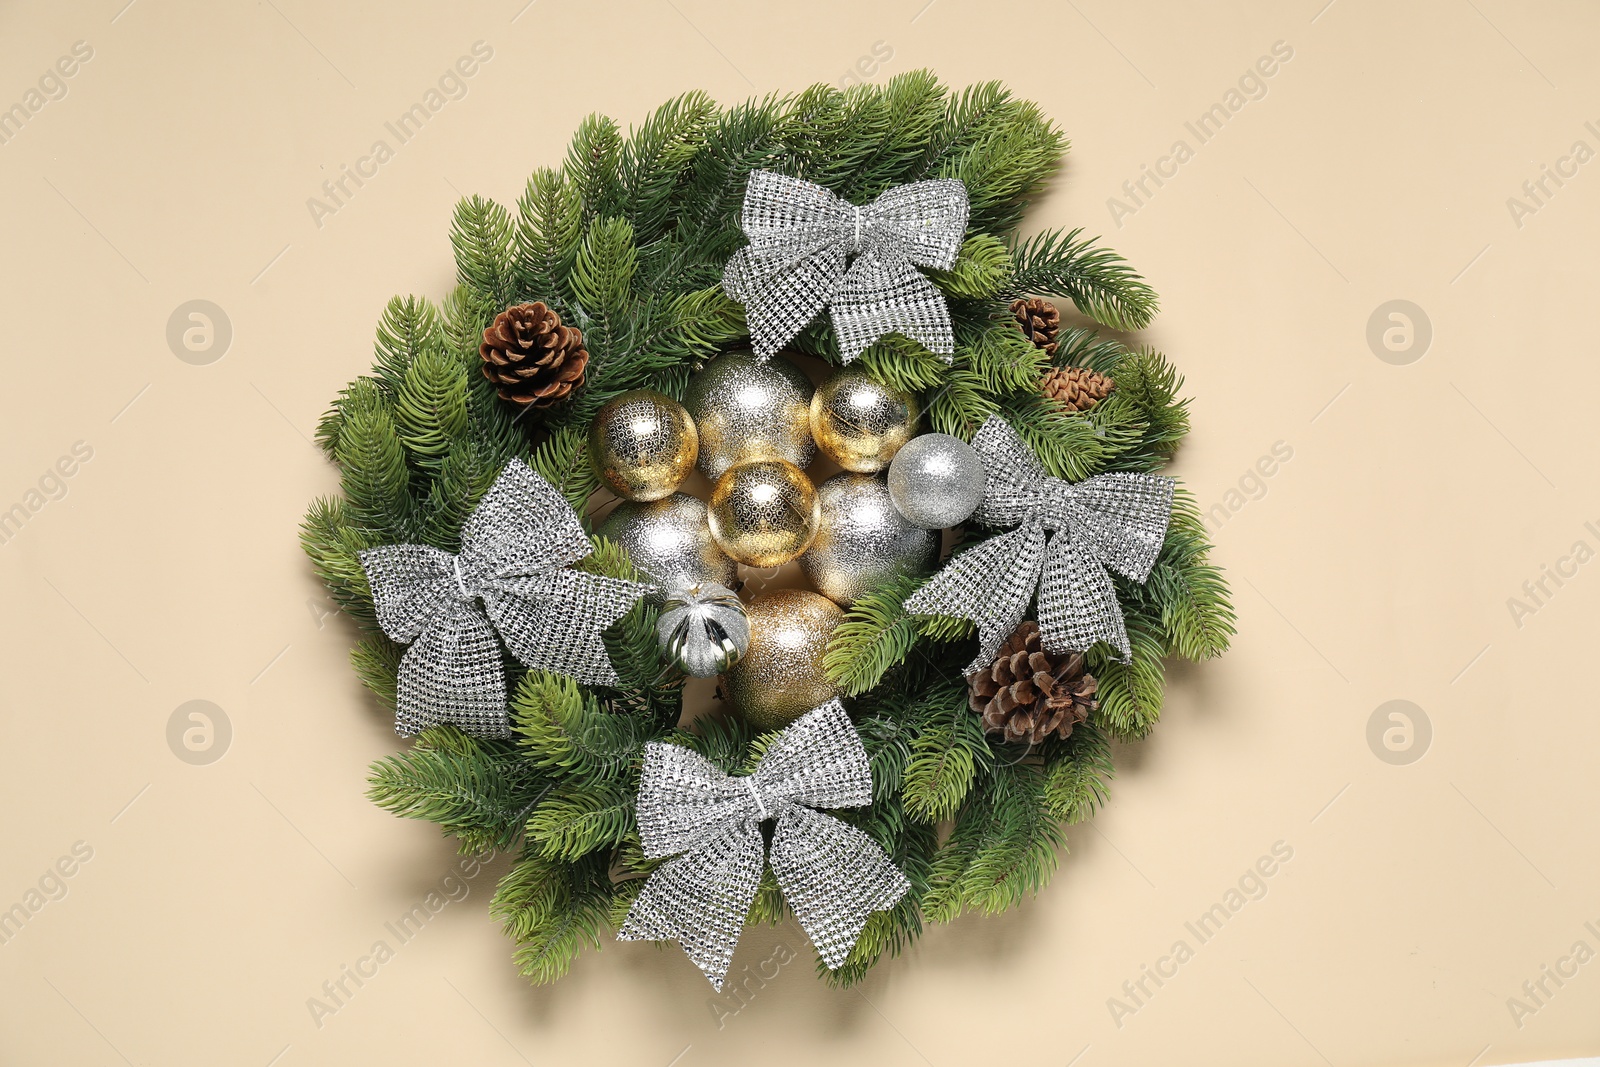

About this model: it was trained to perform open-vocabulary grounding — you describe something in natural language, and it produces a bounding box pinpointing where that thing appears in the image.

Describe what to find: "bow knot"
[904,416,1175,672]
[722,170,969,364]
[618,700,908,989]
[359,460,650,739]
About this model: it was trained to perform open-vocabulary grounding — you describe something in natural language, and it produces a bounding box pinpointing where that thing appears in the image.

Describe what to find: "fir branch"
[957,317,1049,395]
[746,866,787,927]
[1125,490,1235,661]
[492,851,612,984]
[334,380,413,541]
[299,497,378,625]
[570,216,638,321]
[956,764,1063,914]
[911,80,1011,181]
[902,684,988,822]
[349,634,401,708]
[527,425,598,516]
[511,670,649,779]
[995,390,1115,482]
[1086,613,1167,740]
[565,114,625,225]
[1051,325,1133,374]
[450,195,518,312]
[1006,227,1159,333]
[939,98,1066,234]
[924,364,1000,441]
[514,168,582,309]
[930,234,1012,300]
[1041,720,1114,824]
[823,574,923,696]
[367,728,546,853]
[834,70,947,201]
[393,345,469,472]
[1108,348,1191,457]
[619,91,716,241]
[526,778,634,861]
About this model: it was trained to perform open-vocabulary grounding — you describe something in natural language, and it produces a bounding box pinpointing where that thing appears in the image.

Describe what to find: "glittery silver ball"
[886,433,985,529]
[595,493,737,589]
[801,473,938,607]
[656,582,750,677]
[683,351,815,479]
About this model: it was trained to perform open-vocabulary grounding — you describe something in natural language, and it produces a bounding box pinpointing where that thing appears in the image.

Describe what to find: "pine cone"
[968,621,1097,744]
[1011,297,1060,356]
[479,302,588,409]
[1040,365,1115,412]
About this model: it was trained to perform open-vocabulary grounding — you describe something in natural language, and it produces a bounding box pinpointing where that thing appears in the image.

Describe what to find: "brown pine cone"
[1011,297,1060,356]
[968,621,1097,744]
[1040,365,1115,412]
[479,302,588,409]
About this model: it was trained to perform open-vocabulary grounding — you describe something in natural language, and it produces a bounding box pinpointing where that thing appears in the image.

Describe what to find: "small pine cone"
[1040,365,1115,413]
[479,302,588,409]
[1011,297,1060,356]
[968,621,1097,745]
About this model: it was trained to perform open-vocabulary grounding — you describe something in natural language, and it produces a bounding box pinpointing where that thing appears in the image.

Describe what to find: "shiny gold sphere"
[589,389,698,502]
[684,351,815,479]
[707,459,821,567]
[724,589,844,730]
[808,368,918,473]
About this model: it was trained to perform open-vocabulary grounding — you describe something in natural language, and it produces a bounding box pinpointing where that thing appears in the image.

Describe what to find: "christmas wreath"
[302,72,1234,991]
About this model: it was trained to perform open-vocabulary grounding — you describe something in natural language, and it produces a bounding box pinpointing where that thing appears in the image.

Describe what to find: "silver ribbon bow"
[722,170,969,364]
[904,416,1175,673]
[359,460,649,739]
[617,700,909,990]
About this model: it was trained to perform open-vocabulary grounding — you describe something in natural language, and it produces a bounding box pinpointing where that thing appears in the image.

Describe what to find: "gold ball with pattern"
[595,493,737,589]
[800,473,938,607]
[808,368,918,473]
[706,459,821,568]
[723,589,844,731]
[684,351,815,480]
[589,389,698,502]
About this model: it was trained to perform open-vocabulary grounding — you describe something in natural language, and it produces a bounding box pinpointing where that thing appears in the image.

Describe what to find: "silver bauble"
[886,432,986,529]
[595,493,737,589]
[800,473,938,607]
[656,582,750,677]
[683,351,815,479]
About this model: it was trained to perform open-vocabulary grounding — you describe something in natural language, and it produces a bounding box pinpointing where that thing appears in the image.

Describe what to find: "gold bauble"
[683,351,815,479]
[800,473,938,607]
[589,389,698,502]
[707,459,820,567]
[808,368,918,473]
[724,589,844,730]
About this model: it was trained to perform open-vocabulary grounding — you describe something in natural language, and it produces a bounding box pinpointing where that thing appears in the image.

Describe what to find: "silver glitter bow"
[722,170,969,364]
[617,700,909,990]
[904,416,1174,672]
[359,460,649,739]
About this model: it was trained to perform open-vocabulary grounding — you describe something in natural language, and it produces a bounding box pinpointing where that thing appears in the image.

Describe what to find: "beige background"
[2,0,1597,1064]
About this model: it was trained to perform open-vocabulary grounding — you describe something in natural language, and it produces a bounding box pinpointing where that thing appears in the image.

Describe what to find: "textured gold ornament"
[800,473,938,607]
[589,389,698,502]
[595,493,737,589]
[808,368,918,473]
[683,351,815,479]
[707,460,820,567]
[723,589,844,730]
